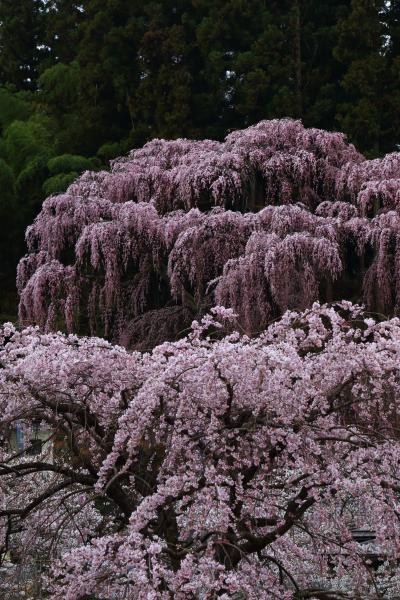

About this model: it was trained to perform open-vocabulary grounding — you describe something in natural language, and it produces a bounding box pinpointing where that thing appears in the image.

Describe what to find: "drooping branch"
[3,302,400,597]
[17,119,400,349]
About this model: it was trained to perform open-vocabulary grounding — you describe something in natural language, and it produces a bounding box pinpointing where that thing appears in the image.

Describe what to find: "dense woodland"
[1,0,400,320]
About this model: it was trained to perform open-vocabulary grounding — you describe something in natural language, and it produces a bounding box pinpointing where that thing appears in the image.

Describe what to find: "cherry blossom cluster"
[2,303,400,597]
[17,119,400,349]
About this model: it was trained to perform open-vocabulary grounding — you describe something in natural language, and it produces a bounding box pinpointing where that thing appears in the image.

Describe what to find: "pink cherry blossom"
[17,120,400,349]
[2,303,400,597]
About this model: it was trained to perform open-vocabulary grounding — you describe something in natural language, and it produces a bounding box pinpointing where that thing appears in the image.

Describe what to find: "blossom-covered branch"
[17,119,400,349]
[2,303,400,597]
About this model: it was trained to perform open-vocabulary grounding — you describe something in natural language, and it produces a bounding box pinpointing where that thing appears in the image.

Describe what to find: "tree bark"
[293,0,303,118]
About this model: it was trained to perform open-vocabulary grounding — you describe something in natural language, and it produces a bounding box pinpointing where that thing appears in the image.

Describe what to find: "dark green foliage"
[97,141,127,162]
[42,171,79,196]
[0,87,32,130]
[16,153,51,218]
[44,154,100,195]
[0,158,17,307]
[42,1,85,66]
[0,0,399,319]
[47,154,96,176]
[3,118,53,175]
[334,0,400,156]
[0,0,47,90]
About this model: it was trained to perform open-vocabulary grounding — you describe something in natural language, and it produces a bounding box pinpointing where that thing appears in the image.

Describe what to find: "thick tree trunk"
[293,0,303,118]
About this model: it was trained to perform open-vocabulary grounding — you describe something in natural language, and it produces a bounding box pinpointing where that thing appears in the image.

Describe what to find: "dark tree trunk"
[293,0,303,118]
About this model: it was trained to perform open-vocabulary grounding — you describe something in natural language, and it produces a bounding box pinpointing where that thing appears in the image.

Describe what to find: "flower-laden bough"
[2,304,400,598]
[17,119,400,349]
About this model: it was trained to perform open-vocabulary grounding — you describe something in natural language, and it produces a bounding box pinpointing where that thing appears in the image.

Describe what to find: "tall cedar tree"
[72,0,145,153]
[334,0,400,155]
[0,0,47,89]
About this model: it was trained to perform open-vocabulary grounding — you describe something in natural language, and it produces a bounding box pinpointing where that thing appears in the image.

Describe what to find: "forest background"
[0,0,399,322]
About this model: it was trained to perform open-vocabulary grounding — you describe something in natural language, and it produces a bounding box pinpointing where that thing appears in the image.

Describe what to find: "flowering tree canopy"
[7,120,400,597]
[17,119,400,349]
[2,303,400,598]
